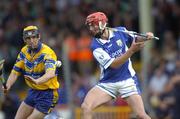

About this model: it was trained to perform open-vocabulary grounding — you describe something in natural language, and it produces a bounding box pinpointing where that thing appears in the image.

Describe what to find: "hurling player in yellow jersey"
[3,25,60,119]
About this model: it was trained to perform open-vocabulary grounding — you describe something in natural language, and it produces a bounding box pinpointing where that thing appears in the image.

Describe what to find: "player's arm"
[25,53,56,85]
[93,39,145,69]
[36,53,57,84]
[110,49,134,68]
[110,39,144,68]
[4,52,24,92]
[38,70,55,84]
[5,72,19,91]
[25,70,56,85]
[93,40,144,69]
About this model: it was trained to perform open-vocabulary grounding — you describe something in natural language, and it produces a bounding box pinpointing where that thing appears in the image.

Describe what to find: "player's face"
[24,36,40,49]
[87,24,101,36]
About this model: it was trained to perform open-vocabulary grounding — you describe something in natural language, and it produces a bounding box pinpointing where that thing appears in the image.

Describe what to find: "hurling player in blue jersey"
[81,12,154,119]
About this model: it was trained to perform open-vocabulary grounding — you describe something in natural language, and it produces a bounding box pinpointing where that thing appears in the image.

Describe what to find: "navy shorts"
[24,88,59,114]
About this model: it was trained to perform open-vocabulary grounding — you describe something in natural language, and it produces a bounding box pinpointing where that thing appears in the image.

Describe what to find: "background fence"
[75,106,132,119]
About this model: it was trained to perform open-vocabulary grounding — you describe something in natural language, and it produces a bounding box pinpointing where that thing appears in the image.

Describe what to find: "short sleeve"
[44,53,56,71]
[12,52,25,76]
[93,48,115,69]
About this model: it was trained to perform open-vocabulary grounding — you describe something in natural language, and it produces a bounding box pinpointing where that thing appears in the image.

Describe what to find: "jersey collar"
[96,29,114,44]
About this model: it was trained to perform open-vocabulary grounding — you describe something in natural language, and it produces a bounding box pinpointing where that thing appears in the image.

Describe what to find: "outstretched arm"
[4,51,25,92]
[4,72,18,93]
[25,70,56,85]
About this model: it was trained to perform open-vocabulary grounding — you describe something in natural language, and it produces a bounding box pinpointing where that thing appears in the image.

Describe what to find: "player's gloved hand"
[24,75,39,85]
[129,39,145,53]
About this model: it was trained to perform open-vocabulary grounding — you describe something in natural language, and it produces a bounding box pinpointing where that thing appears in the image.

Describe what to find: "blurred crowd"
[0,0,179,119]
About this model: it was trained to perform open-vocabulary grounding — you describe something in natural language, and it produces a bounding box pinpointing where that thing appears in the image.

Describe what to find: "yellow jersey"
[12,42,59,90]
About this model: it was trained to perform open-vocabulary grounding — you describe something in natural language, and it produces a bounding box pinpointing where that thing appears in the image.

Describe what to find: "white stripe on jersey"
[125,45,136,77]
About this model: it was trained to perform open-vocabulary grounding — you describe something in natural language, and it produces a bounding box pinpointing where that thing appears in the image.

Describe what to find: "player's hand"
[146,32,154,40]
[2,84,10,94]
[24,75,39,85]
[129,39,145,53]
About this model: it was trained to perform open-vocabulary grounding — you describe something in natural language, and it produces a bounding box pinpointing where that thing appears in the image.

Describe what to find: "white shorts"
[96,77,141,98]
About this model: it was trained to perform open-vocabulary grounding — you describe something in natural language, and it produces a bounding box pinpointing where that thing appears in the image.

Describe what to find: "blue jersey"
[91,26,136,83]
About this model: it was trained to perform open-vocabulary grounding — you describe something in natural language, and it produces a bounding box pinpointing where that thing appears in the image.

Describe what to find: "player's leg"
[125,94,151,119]
[27,109,46,119]
[81,86,113,119]
[119,76,151,119]
[15,101,34,119]
[27,89,59,119]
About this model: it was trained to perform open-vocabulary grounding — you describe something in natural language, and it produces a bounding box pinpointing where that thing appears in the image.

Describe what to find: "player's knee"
[81,102,93,113]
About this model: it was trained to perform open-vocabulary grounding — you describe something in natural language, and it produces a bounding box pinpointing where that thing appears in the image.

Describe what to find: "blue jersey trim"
[35,54,45,64]
[24,71,45,78]
[13,66,23,73]
[45,59,56,64]
[45,64,54,69]
[20,52,26,59]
